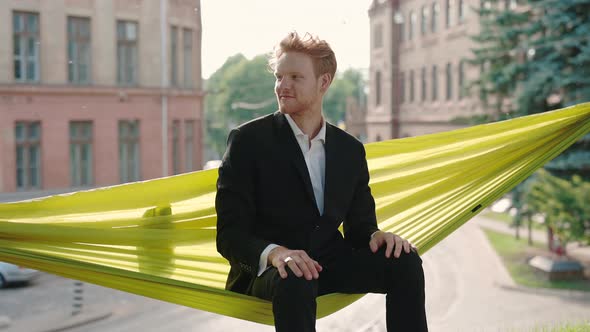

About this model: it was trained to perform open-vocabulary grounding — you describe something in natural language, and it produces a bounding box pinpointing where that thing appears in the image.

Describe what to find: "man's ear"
[319,73,332,92]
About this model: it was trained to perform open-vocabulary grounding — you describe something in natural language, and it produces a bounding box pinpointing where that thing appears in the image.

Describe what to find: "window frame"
[116,20,139,86]
[15,121,42,190]
[13,11,40,82]
[67,16,92,84]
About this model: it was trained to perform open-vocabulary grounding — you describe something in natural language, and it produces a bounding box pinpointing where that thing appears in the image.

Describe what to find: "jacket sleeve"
[215,128,272,276]
[343,145,380,248]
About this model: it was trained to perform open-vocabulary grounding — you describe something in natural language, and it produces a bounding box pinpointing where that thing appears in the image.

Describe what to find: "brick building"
[367,0,516,141]
[0,0,203,192]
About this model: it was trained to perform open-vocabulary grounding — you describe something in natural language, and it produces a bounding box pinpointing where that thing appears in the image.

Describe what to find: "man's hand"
[268,246,323,280]
[369,231,416,258]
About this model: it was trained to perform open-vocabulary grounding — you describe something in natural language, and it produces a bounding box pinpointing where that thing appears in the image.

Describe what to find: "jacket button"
[315,225,320,230]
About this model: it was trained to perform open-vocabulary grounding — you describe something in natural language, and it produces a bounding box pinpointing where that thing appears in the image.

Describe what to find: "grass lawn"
[526,322,590,331]
[482,229,590,292]
[481,210,545,231]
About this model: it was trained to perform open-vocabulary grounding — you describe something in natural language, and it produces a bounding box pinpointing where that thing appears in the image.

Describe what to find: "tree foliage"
[471,0,590,244]
[204,54,276,157]
[323,69,366,125]
[524,170,590,246]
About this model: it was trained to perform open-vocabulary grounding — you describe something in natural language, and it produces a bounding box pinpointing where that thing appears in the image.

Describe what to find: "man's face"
[274,52,326,116]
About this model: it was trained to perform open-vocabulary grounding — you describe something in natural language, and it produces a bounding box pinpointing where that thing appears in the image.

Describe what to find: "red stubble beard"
[277,95,300,115]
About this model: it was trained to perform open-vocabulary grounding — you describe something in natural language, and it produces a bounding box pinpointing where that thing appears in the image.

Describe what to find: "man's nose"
[277,77,291,91]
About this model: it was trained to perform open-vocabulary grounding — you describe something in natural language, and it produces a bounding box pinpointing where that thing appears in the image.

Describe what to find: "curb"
[1,309,111,332]
[494,281,590,299]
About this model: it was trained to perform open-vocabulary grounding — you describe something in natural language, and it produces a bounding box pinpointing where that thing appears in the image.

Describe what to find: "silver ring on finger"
[284,256,293,263]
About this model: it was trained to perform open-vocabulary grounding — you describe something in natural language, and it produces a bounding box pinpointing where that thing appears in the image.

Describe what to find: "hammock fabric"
[1,103,589,325]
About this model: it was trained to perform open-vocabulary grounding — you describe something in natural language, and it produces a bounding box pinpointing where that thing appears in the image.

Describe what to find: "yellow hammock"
[1,103,589,325]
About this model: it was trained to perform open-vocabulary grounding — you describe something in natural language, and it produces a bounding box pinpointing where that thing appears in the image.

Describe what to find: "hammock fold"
[1,102,589,325]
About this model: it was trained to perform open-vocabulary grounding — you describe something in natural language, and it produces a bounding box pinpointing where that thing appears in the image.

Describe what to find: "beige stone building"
[0,0,203,192]
[367,0,516,141]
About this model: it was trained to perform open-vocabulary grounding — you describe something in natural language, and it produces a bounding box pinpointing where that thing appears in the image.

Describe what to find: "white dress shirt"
[257,114,326,275]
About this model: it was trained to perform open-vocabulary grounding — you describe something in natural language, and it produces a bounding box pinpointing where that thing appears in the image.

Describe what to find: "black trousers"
[248,247,428,332]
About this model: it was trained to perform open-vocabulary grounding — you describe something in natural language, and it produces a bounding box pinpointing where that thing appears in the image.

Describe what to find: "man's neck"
[289,109,323,139]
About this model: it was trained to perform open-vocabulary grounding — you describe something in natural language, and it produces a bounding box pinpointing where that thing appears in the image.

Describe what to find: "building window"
[409,11,416,40]
[421,67,427,101]
[172,120,181,175]
[70,121,93,186]
[458,0,467,23]
[15,121,41,189]
[400,72,405,103]
[432,2,439,33]
[119,120,141,183]
[13,12,40,82]
[184,120,195,171]
[446,62,453,100]
[117,20,138,85]
[183,28,193,88]
[374,23,383,49]
[432,65,438,101]
[170,26,178,86]
[458,60,466,99]
[410,70,415,102]
[421,6,429,35]
[446,0,454,28]
[67,17,91,84]
[375,71,382,106]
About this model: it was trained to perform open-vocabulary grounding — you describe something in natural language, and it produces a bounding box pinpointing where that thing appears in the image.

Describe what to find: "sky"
[200,0,373,79]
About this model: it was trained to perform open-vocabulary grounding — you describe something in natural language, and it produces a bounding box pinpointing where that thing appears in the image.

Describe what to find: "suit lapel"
[273,112,318,213]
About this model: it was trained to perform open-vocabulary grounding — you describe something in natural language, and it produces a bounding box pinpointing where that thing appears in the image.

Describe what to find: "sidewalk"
[474,212,590,274]
[0,307,111,332]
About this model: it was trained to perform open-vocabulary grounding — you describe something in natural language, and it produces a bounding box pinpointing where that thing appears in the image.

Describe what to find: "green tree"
[470,0,590,243]
[524,170,590,251]
[205,54,276,157]
[468,0,531,120]
[323,68,366,124]
[515,0,590,179]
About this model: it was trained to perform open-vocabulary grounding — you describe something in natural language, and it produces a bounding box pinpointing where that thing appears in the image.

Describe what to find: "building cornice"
[0,84,204,98]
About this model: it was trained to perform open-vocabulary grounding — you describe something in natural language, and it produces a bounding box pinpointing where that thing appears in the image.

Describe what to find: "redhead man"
[216,32,428,332]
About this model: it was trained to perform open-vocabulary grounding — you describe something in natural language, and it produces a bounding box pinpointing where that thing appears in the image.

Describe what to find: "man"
[216,32,427,332]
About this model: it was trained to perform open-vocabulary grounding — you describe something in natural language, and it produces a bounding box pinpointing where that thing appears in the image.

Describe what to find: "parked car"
[0,262,40,288]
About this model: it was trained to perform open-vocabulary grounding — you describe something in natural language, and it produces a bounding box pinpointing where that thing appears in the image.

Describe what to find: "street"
[2,216,589,332]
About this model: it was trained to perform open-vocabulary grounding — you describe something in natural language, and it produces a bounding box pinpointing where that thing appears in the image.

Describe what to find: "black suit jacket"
[215,111,379,293]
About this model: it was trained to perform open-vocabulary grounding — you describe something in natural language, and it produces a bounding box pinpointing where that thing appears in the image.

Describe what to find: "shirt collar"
[284,113,326,143]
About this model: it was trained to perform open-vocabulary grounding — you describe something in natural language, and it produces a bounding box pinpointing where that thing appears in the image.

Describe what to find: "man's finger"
[313,260,323,272]
[302,257,320,279]
[286,260,303,278]
[385,235,394,258]
[394,236,404,258]
[293,256,313,280]
[403,239,411,253]
[295,251,318,279]
[369,238,378,253]
[277,264,288,279]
